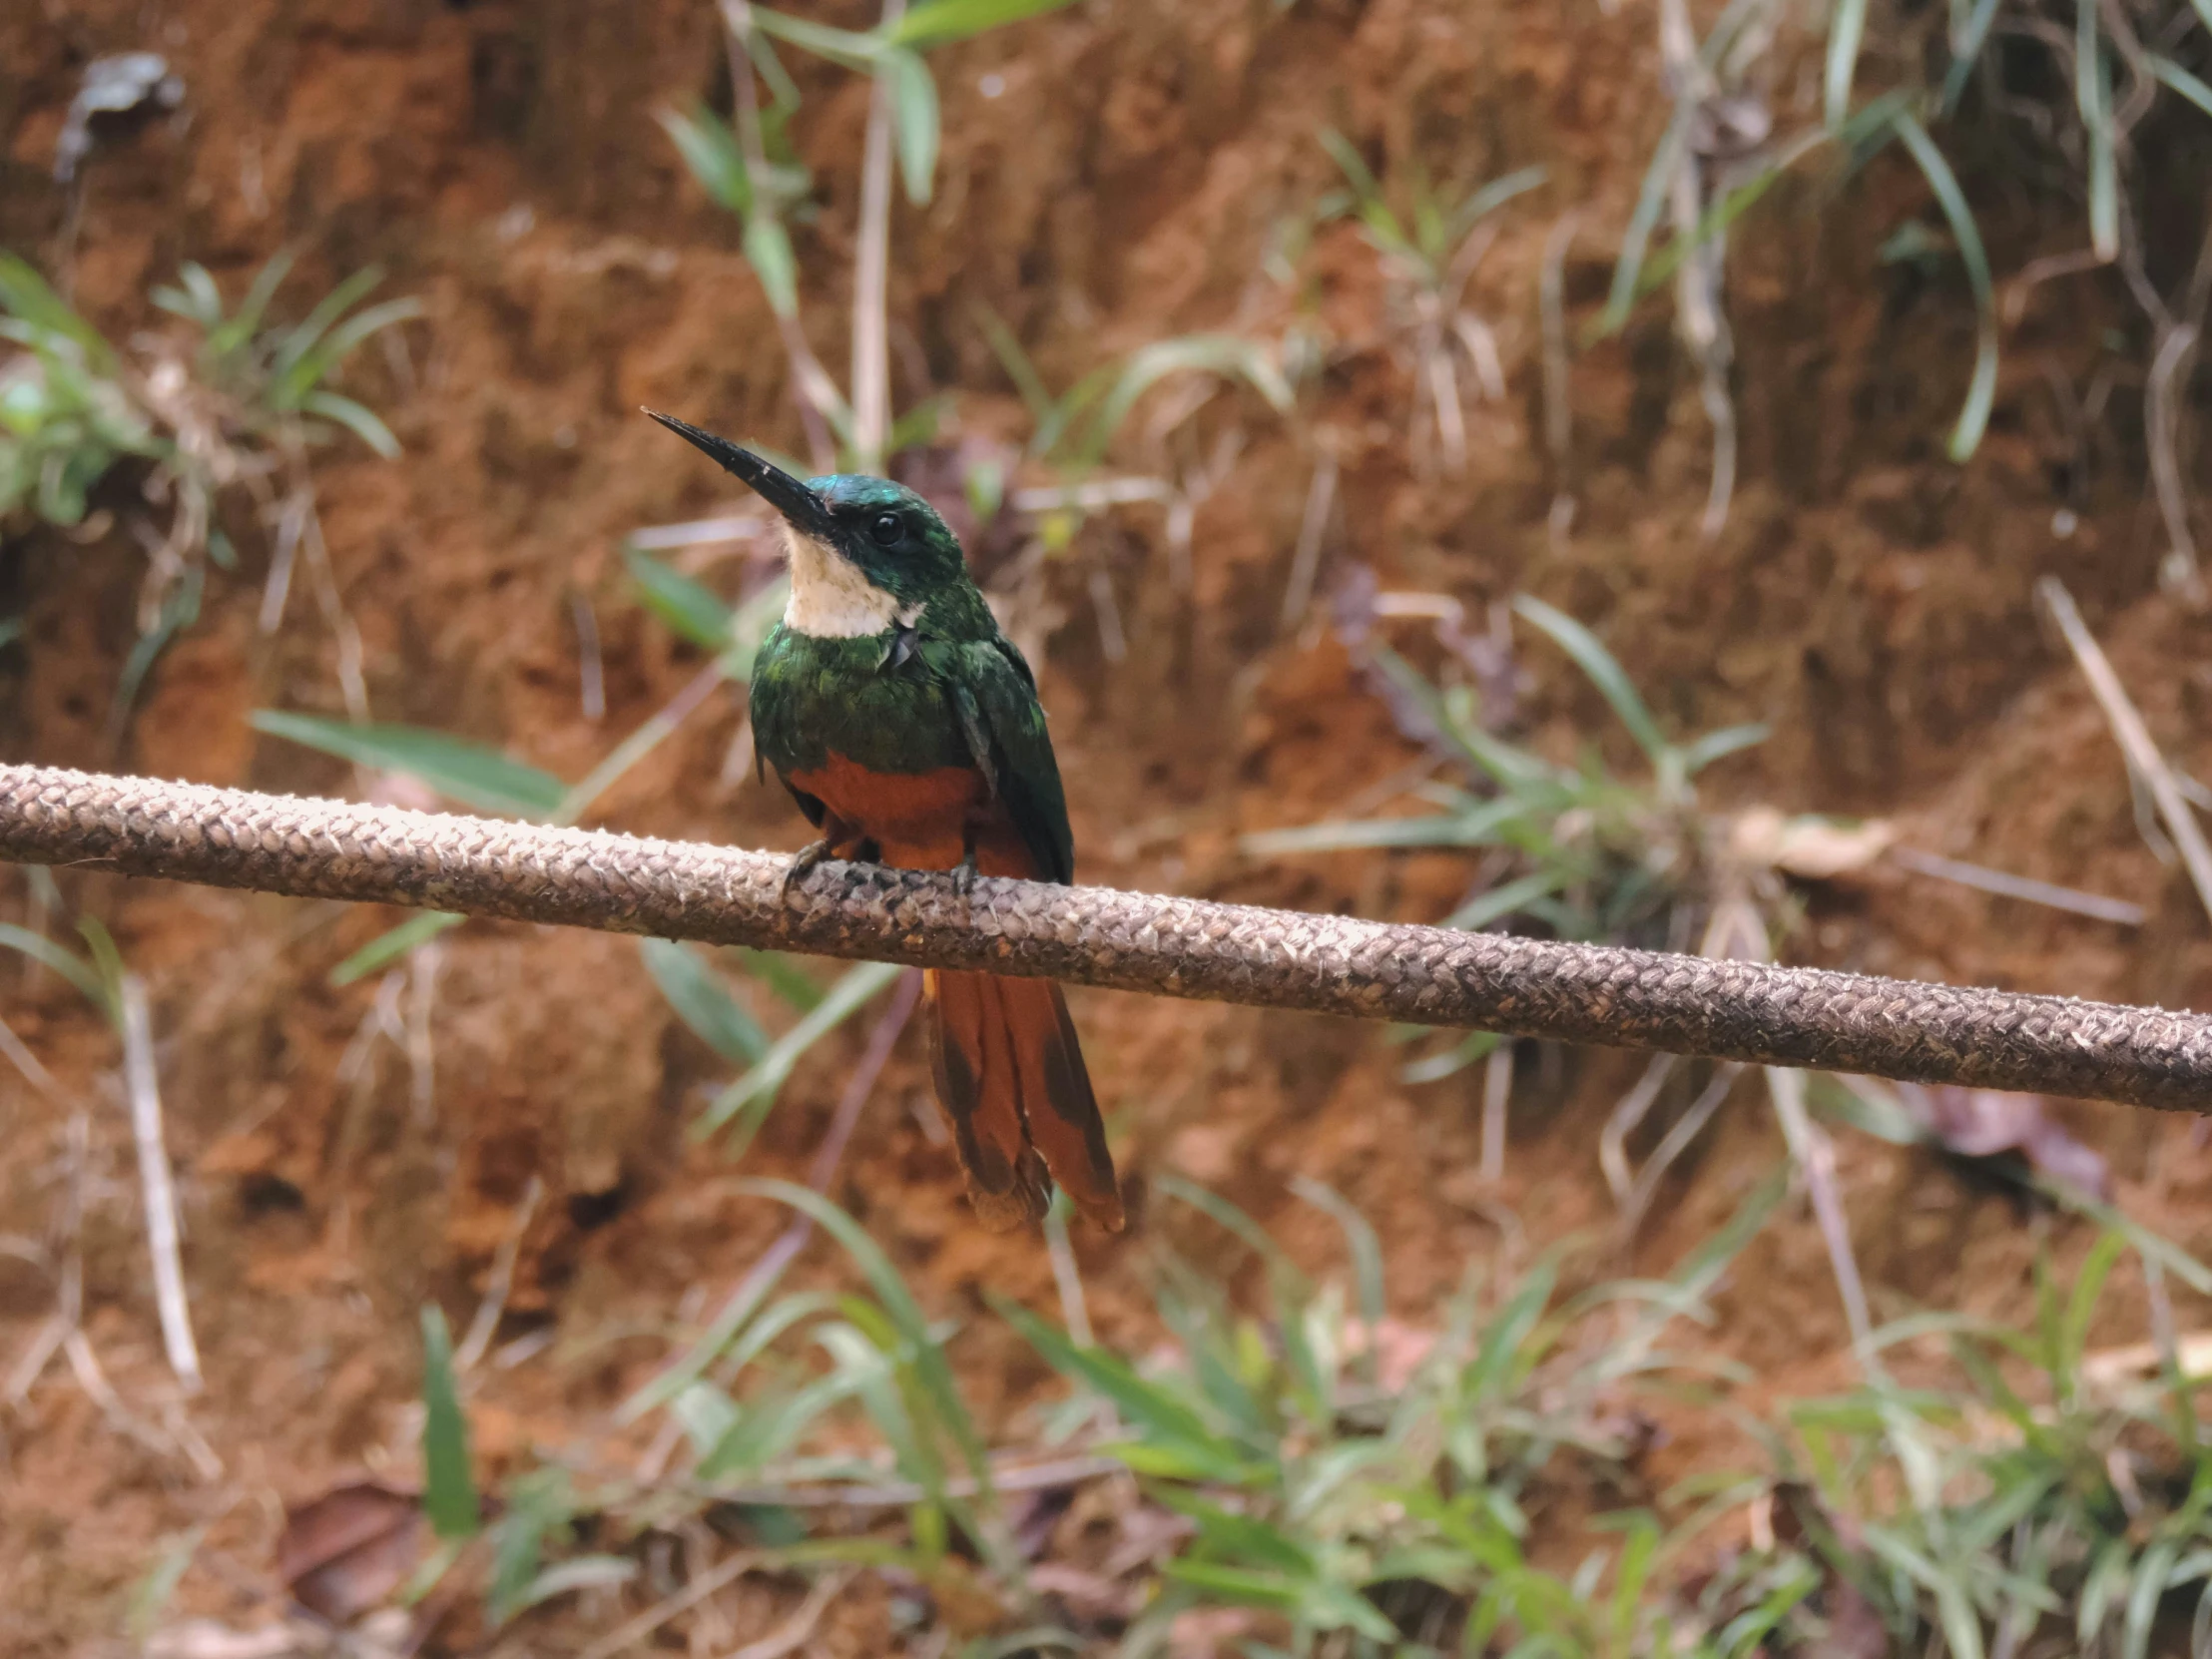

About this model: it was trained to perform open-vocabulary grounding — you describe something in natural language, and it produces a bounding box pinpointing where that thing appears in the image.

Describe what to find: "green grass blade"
[623,1288,831,1425]
[657,105,752,213]
[419,1305,478,1539]
[513,1556,637,1617]
[1242,803,1522,855]
[1608,1512,1660,1649]
[740,1179,988,1484]
[2151,54,2212,119]
[1598,110,1691,336]
[215,249,297,356]
[2124,1538,2185,1659]
[972,301,1057,430]
[698,961,902,1135]
[1826,0,1870,127]
[2078,0,2117,261]
[252,710,568,819]
[488,1467,572,1625]
[884,50,939,205]
[174,263,224,327]
[743,213,802,320]
[1289,1176,1385,1383]
[110,566,204,738]
[1446,868,1569,932]
[699,1369,868,1478]
[1677,722,1770,775]
[736,948,827,1013]
[299,390,400,459]
[1368,646,1557,791]
[888,0,1081,47]
[1446,165,1547,246]
[1467,1255,1557,1398]
[1941,0,2005,111]
[1076,334,1292,465]
[1510,595,1669,769]
[817,1320,940,1497]
[271,266,384,381]
[330,912,463,988]
[1622,154,1794,309]
[995,1298,1252,1480]
[725,1187,936,1353]
[1159,1559,1305,1615]
[2058,1228,2129,1385]
[640,938,770,1065]
[273,296,421,406]
[1889,111,1996,462]
[2035,1183,2212,1295]
[750,8,883,68]
[1399,1029,1501,1086]
[1319,128,1382,201]
[624,546,735,647]
[0,922,109,1009]
[1153,1487,1315,1575]
[75,918,125,1015]
[127,1526,207,1640]
[1155,1175,1305,1285]
[0,253,118,368]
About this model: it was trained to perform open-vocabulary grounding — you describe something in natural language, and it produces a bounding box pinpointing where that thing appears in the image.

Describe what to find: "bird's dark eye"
[868,511,903,546]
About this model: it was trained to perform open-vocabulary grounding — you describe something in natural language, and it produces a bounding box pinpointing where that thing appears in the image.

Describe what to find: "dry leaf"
[917,1555,1010,1640]
[1029,1562,1141,1623]
[276,1480,424,1624]
[1730,807,1896,878]
[1897,1084,2111,1201]
[146,1621,317,1659]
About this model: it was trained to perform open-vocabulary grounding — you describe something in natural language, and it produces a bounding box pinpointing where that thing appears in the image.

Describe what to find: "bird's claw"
[949,853,980,919]
[782,838,831,899]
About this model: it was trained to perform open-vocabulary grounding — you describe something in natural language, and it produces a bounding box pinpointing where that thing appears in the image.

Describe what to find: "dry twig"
[121,974,202,1393]
[2038,576,2212,922]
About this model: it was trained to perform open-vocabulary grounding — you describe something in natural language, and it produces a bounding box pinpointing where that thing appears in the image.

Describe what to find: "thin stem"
[849,0,907,471]
[121,976,202,1393]
[722,3,839,471]
[2040,577,2212,922]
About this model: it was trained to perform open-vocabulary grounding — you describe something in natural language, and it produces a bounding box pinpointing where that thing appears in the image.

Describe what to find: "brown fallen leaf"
[1729,808,1896,879]
[916,1555,1010,1641]
[1896,1084,2111,1202]
[276,1480,425,1625]
[1028,1561,1142,1624]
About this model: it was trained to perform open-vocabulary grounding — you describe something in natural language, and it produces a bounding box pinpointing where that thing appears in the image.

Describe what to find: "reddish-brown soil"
[4,0,2211,1652]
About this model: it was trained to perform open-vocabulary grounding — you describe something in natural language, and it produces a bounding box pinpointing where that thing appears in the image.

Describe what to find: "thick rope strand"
[1,763,2206,1111]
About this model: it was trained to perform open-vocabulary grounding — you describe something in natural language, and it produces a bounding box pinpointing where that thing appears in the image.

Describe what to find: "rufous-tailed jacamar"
[647,410,1124,1233]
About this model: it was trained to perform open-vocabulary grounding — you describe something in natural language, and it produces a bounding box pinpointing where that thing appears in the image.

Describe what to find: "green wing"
[748,622,825,824]
[942,636,1076,883]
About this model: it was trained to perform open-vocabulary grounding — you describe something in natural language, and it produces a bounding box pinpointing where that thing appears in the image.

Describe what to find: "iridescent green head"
[645,410,971,624]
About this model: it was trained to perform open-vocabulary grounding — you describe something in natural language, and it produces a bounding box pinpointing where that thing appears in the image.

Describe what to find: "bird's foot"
[949,852,981,917]
[782,838,832,899]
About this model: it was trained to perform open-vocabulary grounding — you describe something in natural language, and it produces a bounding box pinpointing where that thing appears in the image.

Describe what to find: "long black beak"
[643,409,837,543]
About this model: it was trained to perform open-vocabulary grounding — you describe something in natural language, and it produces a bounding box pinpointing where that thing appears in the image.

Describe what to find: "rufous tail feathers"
[923,967,1123,1232]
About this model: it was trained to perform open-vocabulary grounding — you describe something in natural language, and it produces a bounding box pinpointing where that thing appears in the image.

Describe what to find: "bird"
[645,409,1124,1234]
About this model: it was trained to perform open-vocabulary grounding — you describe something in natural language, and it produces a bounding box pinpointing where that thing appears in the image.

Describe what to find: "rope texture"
[1,763,2206,1112]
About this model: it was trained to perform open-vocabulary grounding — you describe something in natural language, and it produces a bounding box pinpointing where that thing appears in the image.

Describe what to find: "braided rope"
[1,763,2205,1111]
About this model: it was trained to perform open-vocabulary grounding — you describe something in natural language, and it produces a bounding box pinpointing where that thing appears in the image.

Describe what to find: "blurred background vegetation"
[6,0,2212,1653]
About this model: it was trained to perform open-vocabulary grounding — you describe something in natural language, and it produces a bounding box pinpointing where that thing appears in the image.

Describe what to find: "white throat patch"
[780,524,922,639]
